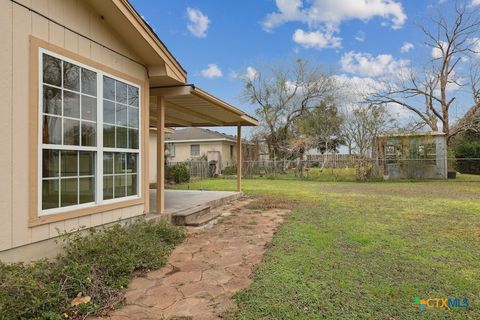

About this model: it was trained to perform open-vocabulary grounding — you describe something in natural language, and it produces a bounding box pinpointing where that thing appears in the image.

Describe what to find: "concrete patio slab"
[150,189,241,215]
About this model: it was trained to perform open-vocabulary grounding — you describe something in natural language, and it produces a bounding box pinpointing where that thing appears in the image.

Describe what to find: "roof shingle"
[165,127,236,142]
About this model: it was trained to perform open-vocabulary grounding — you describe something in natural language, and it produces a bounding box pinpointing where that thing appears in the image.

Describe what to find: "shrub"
[355,158,377,181]
[454,131,480,174]
[0,219,186,319]
[168,163,190,183]
[222,165,237,175]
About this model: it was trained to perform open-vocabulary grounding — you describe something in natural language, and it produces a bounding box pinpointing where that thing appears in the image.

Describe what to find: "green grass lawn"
[172,177,480,319]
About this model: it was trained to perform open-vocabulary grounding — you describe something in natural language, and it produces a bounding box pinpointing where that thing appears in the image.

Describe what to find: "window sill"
[29,197,144,227]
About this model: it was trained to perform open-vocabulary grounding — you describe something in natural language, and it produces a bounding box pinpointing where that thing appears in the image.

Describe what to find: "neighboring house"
[166,127,238,164]
[0,0,256,262]
[375,132,448,179]
[149,127,237,180]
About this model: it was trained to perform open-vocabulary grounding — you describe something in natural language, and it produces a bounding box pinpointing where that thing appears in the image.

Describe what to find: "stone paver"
[94,197,288,320]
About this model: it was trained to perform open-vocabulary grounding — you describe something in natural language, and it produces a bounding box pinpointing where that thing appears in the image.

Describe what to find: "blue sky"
[130,0,479,136]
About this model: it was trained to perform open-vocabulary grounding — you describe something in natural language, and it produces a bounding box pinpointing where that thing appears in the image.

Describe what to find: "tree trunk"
[298,148,305,178]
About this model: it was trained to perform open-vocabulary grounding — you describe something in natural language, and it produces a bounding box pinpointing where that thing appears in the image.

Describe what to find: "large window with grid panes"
[40,49,141,216]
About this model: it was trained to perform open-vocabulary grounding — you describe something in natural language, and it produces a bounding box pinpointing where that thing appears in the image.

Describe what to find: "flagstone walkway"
[95,197,288,320]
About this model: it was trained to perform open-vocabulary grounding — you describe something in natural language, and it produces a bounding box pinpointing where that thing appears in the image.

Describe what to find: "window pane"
[63,118,80,145]
[42,116,62,145]
[43,54,61,86]
[63,61,80,91]
[103,100,115,124]
[114,153,126,174]
[128,129,138,149]
[103,125,115,148]
[79,151,95,176]
[191,145,200,156]
[43,85,62,115]
[42,149,59,178]
[128,107,139,128]
[81,95,96,121]
[103,76,115,101]
[128,86,139,107]
[126,174,137,196]
[116,104,127,126]
[126,153,137,174]
[61,178,78,207]
[79,177,95,204]
[114,175,126,198]
[42,179,59,209]
[81,122,96,147]
[103,152,114,174]
[64,91,80,118]
[116,126,128,148]
[103,176,114,200]
[81,69,97,96]
[61,151,77,177]
[116,81,127,104]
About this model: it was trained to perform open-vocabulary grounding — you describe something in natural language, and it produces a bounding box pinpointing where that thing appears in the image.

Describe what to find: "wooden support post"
[236,125,242,192]
[156,96,165,214]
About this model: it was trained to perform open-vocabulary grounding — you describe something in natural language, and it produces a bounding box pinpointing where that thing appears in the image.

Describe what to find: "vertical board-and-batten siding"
[0,0,147,252]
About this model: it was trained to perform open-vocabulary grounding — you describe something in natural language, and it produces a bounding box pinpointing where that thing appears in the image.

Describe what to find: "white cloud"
[335,74,384,98]
[292,29,342,49]
[200,64,223,79]
[334,75,411,118]
[245,66,258,81]
[400,42,414,53]
[472,0,480,6]
[186,7,210,38]
[340,51,410,79]
[431,41,447,59]
[230,66,258,81]
[468,38,480,56]
[355,31,366,42]
[263,0,407,31]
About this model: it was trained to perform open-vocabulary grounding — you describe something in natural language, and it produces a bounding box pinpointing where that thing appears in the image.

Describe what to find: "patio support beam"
[156,96,165,215]
[236,124,242,192]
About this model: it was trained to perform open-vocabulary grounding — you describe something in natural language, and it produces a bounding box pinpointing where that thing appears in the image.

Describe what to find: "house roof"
[165,128,237,143]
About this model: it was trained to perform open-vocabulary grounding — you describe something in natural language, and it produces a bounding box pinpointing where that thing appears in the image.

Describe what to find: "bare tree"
[450,65,480,138]
[242,59,335,159]
[368,2,480,144]
[342,104,395,158]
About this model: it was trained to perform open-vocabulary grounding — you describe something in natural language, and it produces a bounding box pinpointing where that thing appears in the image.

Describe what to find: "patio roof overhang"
[149,85,258,128]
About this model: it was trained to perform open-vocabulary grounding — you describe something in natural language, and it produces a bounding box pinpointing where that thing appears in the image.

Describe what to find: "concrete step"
[171,205,221,226]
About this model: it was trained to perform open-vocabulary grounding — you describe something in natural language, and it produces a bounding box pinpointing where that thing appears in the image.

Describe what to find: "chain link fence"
[165,158,480,182]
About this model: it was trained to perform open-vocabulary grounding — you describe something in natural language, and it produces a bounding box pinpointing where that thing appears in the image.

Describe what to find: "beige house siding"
[0,0,148,257]
[149,131,237,183]
[170,142,236,163]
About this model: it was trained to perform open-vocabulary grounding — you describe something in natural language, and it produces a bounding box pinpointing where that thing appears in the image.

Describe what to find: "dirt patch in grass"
[245,197,300,211]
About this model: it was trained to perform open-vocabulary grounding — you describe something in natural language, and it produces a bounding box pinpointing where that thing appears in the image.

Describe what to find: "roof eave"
[110,0,187,82]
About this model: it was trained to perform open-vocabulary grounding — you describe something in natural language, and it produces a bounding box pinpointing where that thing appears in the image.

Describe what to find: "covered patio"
[148,84,257,223]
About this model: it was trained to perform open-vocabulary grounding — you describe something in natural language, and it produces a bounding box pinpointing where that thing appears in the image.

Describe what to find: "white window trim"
[190,144,200,157]
[38,48,142,217]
